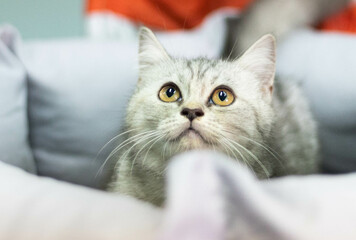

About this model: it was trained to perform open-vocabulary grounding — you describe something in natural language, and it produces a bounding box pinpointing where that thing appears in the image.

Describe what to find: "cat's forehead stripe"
[185,59,221,82]
[186,60,194,80]
[198,63,210,80]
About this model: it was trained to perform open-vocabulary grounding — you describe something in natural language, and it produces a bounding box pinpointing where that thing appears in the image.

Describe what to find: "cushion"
[0,25,36,173]
[21,33,222,188]
[276,29,356,173]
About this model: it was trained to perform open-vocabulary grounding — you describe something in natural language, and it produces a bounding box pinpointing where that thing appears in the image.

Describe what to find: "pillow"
[21,33,222,188]
[0,25,36,173]
[276,30,356,173]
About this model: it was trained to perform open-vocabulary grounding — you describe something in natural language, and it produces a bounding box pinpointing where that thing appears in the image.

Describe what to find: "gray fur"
[108,27,319,206]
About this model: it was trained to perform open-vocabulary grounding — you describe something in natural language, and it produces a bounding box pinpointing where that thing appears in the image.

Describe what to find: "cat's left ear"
[138,27,171,71]
[236,34,276,96]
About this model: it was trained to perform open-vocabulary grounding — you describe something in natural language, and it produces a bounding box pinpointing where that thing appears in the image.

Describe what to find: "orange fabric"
[87,0,253,30]
[318,3,356,34]
[87,0,356,34]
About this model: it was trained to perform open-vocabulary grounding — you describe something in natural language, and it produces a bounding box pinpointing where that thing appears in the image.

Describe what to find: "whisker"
[95,128,137,162]
[221,128,281,163]
[96,130,157,177]
[107,130,156,160]
[221,137,255,176]
[130,134,164,175]
[162,141,169,159]
[115,132,160,175]
[229,140,270,178]
[219,128,273,178]
[215,138,233,160]
[226,32,239,60]
[200,127,237,162]
[239,135,284,167]
[220,139,240,161]
[142,134,166,167]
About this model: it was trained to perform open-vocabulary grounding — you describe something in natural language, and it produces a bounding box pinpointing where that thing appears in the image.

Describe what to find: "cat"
[107,27,319,206]
[223,0,351,58]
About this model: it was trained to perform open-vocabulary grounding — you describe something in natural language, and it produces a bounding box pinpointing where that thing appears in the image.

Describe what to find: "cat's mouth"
[186,127,204,138]
[173,127,208,144]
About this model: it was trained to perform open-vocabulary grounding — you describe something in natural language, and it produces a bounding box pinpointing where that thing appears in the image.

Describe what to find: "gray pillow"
[22,34,222,189]
[276,30,356,173]
[0,25,36,173]
[22,40,137,188]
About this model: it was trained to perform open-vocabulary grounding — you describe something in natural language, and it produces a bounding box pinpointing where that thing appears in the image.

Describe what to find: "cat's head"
[126,27,276,172]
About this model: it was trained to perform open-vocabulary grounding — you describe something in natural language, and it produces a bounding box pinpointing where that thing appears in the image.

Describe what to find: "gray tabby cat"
[108,27,318,206]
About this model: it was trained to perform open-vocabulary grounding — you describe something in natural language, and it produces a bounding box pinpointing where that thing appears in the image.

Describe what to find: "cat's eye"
[210,88,235,106]
[159,84,181,102]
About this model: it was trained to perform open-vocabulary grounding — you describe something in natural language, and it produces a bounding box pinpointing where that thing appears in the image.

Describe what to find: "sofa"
[1,19,356,239]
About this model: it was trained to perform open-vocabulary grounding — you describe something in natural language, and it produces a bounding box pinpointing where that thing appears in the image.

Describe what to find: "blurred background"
[0,0,84,39]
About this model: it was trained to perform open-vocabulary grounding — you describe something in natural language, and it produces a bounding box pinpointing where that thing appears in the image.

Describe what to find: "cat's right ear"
[236,34,276,98]
[138,27,170,71]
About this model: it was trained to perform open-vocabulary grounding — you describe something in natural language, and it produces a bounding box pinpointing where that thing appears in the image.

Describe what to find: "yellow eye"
[159,85,181,102]
[211,88,235,106]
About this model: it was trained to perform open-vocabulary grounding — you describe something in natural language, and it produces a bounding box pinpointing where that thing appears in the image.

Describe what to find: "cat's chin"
[176,129,209,150]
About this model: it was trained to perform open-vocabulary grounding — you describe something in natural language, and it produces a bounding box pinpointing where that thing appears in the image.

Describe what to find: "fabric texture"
[161,151,356,240]
[276,29,356,173]
[0,25,36,173]
[0,161,161,240]
[1,150,356,240]
[21,33,222,188]
[87,0,356,34]
[87,0,252,30]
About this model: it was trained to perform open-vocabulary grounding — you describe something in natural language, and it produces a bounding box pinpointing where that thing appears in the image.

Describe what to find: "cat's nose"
[181,108,204,121]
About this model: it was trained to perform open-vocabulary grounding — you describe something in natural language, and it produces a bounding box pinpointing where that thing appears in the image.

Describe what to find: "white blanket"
[162,151,356,240]
[2,151,356,239]
[0,161,161,240]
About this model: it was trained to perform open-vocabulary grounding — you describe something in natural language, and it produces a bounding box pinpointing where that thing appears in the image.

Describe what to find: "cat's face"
[125,27,276,168]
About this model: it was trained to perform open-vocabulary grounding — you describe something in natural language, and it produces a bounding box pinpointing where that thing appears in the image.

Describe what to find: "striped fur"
[107,27,319,206]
